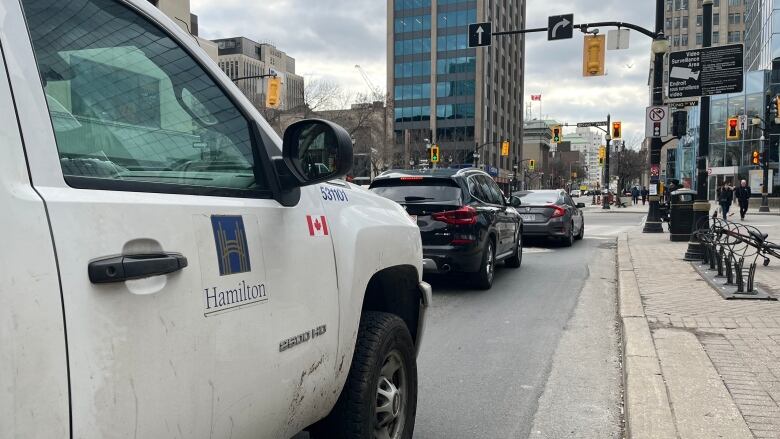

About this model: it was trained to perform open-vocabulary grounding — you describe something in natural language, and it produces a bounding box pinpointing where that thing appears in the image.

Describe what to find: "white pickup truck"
[0,0,430,438]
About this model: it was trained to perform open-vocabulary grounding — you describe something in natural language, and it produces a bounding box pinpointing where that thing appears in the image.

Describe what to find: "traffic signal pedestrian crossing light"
[501,140,510,157]
[582,34,606,77]
[430,145,440,163]
[551,125,563,143]
[529,159,536,170]
[726,117,740,140]
[611,121,622,139]
[752,150,760,165]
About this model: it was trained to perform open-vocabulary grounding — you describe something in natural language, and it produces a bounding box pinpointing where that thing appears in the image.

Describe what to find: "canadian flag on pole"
[531,94,542,101]
[306,215,329,237]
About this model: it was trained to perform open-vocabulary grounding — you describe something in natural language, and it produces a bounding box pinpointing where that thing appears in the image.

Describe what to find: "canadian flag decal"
[306,215,329,237]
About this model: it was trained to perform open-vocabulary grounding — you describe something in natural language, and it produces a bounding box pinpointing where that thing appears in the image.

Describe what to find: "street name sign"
[668,100,699,109]
[576,121,608,128]
[468,22,492,48]
[668,44,744,99]
[646,105,670,138]
[547,14,574,41]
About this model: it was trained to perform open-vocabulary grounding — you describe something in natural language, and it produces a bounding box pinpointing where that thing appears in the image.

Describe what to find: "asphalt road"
[412,209,646,438]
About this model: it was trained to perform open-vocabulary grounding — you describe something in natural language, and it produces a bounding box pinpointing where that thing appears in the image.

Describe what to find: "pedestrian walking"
[641,187,649,205]
[735,179,751,220]
[717,181,734,219]
[631,186,639,205]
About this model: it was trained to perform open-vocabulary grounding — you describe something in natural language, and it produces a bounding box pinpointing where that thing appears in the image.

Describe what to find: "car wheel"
[505,231,522,268]
[575,220,585,240]
[562,222,574,247]
[473,239,495,289]
[310,312,417,439]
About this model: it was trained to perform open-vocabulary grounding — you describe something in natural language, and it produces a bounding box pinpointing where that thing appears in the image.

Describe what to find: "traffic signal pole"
[604,114,612,209]
[642,0,666,233]
[684,0,713,258]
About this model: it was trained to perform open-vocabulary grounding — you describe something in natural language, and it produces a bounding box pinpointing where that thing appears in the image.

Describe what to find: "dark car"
[512,189,585,246]
[370,168,523,289]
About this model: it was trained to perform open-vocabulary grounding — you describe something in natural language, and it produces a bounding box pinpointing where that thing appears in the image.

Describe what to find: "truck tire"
[473,239,495,290]
[311,312,417,439]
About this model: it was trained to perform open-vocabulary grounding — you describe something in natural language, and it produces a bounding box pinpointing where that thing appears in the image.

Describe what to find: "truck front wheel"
[312,312,417,439]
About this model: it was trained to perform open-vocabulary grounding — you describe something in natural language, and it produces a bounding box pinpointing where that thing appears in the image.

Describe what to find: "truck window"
[20,0,269,196]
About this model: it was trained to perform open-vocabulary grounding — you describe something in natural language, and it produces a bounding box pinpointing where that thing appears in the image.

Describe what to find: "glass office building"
[388,0,526,187]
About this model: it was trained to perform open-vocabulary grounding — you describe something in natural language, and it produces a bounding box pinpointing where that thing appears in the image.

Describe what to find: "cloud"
[191,0,658,141]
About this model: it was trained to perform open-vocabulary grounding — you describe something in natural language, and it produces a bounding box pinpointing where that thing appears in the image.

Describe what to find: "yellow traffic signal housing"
[430,145,440,163]
[598,146,606,159]
[582,34,606,77]
[752,150,760,165]
[266,77,282,108]
[726,117,740,140]
[529,159,536,170]
[612,121,622,139]
[551,125,563,143]
[501,140,510,157]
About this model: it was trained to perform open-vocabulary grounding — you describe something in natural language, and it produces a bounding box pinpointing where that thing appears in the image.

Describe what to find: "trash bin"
[669,189,697,242]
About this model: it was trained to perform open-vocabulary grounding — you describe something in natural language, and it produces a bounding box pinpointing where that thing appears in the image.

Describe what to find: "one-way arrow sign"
[548,14,574,41]
[468,22,492,48]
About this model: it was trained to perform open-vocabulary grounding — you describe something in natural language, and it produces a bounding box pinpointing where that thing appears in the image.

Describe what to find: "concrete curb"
[617,234,678,439]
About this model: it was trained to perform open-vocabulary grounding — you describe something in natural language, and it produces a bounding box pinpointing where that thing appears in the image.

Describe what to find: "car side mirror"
[281,119,353,187]
[576,202,586,208]
[510,196,522,208]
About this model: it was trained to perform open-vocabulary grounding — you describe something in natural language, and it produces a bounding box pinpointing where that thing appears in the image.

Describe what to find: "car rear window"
[370,179,462,203]
[517,192,562,205]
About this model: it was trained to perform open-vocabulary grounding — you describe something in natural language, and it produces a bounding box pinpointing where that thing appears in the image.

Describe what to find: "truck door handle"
[88,253,188,284]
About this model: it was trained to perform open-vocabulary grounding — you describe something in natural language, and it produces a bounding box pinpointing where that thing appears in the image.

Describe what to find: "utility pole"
[603,114,612,209]
[684,0,713,258]
[643,0,667,233]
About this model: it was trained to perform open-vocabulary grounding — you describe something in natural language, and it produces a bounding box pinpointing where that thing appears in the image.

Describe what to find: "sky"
[192,0,657,148]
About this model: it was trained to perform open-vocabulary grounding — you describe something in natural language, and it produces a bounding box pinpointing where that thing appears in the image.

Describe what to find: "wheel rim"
[375,350,407,439]
[486,243,494,282]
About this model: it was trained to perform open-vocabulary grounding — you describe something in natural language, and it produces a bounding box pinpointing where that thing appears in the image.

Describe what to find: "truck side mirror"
[281,119,353,187]
[510,196,522,208]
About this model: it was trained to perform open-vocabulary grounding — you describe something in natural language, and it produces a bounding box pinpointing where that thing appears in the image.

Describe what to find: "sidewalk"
[619,216,780,438]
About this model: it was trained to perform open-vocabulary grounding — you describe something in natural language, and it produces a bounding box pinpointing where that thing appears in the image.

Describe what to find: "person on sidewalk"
[641,187,649,205]
[717,181,734,219]
[631,186,639,205]
[735,179,751,221]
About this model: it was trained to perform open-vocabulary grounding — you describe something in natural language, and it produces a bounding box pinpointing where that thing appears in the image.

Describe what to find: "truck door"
[9,0,339,437]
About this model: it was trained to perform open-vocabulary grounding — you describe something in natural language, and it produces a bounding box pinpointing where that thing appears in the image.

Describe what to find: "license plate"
[520,214,536,221]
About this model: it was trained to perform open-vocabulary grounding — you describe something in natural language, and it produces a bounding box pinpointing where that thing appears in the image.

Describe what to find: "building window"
[681,34,689,45]
[728,13,740,25]
[713,31,719,41]
[682,0,688,10]
[682,15,689,28]
[673,35,680,46]
[696,15,702,26]
[696,32,703,44]
[728,0,740,5]
[666,18,673,29]
[713,13,719,25]
[394,0,432,10]
[727,31,740,42]
[674,16,680,29]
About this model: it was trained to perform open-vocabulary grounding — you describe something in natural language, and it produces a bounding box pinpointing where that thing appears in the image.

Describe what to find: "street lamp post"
[603,124,612,209]
[684,0,713,257]
[643,0,669,233]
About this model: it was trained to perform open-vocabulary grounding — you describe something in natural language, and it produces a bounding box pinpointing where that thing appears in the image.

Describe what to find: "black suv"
[370,168,523,289]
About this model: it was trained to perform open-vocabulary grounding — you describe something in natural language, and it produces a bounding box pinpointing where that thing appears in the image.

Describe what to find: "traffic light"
[611,121,622,139]
[266,77,282,108]
[430,145,440,163]
[529,159,536,170]
[582,34,606,77]
[501,140,510,157]
[551,125,563,143]
[726,117,740,140]
[752,150,760,165]
[598,146,606,159]
[770,94,779,120]
[672,110,688,137]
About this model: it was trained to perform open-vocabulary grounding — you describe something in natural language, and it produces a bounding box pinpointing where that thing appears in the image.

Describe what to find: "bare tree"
[611,148,648,191]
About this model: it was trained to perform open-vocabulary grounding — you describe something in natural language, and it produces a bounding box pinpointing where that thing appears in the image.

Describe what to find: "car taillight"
[548,205,566,218]
[432,206,478,225]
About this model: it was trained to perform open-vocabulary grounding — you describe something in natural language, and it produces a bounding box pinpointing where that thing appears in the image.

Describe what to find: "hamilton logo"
[211,215,251,276]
